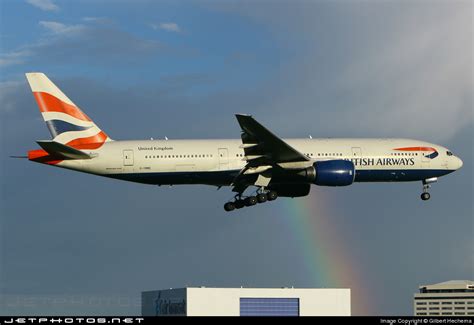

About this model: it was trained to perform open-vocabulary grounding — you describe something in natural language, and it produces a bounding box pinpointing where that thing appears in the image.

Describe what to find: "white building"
[142,287,351,316]
[414,280,474,316]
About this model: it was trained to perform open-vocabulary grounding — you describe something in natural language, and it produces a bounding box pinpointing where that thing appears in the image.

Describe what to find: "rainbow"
[280,188,375,315]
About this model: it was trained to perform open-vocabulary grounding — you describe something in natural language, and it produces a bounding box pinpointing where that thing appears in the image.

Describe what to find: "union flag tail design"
[25,72,112,150]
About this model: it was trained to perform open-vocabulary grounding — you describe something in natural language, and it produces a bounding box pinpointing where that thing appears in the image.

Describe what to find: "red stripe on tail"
[33,92,92,121]
[66,131,108,150]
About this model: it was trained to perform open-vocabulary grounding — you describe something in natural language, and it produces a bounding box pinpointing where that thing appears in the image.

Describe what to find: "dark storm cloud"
[0,20,177,69]
[35,27,165,65]
[209,1,472,142]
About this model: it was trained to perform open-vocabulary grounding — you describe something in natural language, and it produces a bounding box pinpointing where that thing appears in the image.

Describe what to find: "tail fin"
[25,72,112,150]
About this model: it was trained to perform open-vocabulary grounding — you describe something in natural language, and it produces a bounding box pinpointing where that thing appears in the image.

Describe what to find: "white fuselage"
[53,138,462,186]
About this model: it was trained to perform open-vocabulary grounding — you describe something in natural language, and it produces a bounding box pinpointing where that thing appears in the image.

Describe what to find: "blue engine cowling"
[314,160,355,186]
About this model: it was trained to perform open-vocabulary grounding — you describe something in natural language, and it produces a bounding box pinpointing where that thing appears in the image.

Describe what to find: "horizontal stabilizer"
[36,140,92,160]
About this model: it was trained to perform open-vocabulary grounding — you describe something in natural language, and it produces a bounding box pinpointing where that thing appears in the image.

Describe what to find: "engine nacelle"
[296,160,355,186]
[314,160,355,186]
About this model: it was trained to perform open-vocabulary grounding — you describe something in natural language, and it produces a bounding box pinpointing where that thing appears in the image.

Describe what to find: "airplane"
[20,73,463,211]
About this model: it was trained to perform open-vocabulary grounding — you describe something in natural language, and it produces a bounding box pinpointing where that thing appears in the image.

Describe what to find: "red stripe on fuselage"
[394,147,436,152]
[33,92,92,121]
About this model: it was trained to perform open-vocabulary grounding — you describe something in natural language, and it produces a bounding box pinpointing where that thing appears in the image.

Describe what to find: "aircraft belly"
[105,169,240,186]
[354,169,454,182]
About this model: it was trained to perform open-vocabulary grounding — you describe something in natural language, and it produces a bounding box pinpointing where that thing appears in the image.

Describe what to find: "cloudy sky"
[0,0,472,316]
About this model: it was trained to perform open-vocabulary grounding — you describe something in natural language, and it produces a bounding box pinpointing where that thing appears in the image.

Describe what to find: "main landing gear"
[224,189,278,212]
[420,178,437,201]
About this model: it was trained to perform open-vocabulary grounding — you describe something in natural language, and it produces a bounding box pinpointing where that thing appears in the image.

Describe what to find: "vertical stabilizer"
[25,72,112,149]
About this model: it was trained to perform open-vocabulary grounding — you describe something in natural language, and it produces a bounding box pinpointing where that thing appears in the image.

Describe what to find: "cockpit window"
[447,151,453,156]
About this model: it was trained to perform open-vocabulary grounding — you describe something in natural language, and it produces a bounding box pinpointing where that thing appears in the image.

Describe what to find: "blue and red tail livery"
[26,73,111,150]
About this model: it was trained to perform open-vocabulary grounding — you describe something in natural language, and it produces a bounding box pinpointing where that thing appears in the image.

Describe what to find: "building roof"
[419,280,474,290]
[143,286,348,292]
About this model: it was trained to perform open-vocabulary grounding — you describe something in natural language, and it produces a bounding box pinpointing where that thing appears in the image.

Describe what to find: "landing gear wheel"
[224,202,235,212]
[267,190,278,201]
[244,196,258,207]
[235,200,245,209]
[257,193,268,203]
[420,179,435,201]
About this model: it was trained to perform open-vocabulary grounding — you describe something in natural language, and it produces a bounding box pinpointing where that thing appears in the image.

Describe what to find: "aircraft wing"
[236,114,310,165]
[232,114,310,192]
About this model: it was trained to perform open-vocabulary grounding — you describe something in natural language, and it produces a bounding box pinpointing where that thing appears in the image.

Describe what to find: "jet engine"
[296,160,355,186]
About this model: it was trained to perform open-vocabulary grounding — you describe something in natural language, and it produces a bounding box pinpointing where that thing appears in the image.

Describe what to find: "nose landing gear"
[420,178,437,201]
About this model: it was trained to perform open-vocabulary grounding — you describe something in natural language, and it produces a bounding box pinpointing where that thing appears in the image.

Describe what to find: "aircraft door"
[123,149,134,166]
[218,148,229,170]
